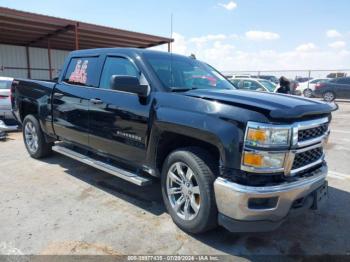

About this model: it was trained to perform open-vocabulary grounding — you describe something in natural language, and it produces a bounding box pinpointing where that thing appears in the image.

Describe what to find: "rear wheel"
[23,115,52,158]
[303,88,313,98]
[161,147,218,234]
[323,91,335,102]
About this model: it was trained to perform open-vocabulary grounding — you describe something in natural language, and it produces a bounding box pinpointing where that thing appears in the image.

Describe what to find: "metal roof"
[0,7,173,51]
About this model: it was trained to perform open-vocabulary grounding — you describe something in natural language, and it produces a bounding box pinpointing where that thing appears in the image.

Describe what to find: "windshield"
[259,80,276,92]
[144,53,235,91]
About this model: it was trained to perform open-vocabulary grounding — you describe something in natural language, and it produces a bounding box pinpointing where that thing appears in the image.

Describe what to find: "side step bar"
[52,145,153,186]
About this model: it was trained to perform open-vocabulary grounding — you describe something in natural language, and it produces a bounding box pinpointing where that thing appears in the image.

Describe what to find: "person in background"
[276,76,291,94]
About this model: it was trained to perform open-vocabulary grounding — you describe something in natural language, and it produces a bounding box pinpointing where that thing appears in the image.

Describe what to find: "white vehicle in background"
[0,76,18,132]
[298,78,330,97]
[230,78,277,93]
[228,74,257,79]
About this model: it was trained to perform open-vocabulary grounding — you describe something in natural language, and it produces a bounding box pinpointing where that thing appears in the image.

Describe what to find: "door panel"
[341,85,350,99]
[88,56,150,165]
[89,90,150,164]
[52,83,92,146]
[335,79,350,98]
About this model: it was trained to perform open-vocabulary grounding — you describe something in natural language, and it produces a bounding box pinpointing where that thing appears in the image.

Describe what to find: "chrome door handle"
[90,98,103,104]
[53,93,64,99]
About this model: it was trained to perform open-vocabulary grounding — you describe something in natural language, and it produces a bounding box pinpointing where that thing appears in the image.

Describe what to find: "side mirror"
[110,75,149,97]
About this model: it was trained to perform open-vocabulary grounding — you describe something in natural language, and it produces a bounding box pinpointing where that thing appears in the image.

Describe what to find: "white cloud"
[295,43,317,52]
[151,33,350,72]
[171,32,188,54]
[326,29,342,38]
[188,34,239,50]
[189,34,227,45]
[150,32,188,54]
[218,1,237,10]
[329,41,346,49]
[245,31,280,41]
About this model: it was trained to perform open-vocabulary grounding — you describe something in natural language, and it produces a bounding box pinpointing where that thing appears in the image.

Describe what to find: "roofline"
[0,7,173,43]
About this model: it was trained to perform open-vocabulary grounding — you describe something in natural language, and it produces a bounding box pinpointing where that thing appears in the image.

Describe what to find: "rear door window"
[63,57,99,87]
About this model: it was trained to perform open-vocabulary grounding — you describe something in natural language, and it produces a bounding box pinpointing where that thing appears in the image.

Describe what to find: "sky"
[1,0,350,72]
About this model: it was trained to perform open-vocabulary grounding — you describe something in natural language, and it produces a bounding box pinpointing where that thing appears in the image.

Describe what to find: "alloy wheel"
[323,92,334,102]
[24,121,39,153]
[166,162,201,221]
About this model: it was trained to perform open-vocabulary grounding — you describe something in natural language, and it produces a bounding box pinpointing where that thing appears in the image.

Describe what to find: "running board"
[52,145,153,186]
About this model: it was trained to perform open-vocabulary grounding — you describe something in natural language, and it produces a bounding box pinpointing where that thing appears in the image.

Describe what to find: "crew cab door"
[52,55,102,147]
[88,55,151,165]
[334,78,350,99]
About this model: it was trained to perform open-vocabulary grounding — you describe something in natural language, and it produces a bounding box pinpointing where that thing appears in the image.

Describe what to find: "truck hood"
[184,89,337,120]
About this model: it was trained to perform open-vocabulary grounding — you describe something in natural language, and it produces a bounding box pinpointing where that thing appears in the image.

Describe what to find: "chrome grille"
[298,123,328,142]
[292,147,323,170]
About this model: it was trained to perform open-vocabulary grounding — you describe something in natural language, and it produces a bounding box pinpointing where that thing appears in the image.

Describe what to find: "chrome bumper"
[214,165,327,222]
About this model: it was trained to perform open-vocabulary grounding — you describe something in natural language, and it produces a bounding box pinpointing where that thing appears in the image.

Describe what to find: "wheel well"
[20,101,38,122]
[156,132,220,175]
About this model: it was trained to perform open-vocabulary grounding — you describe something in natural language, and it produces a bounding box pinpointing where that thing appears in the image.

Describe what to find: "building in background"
[0,7,173,80]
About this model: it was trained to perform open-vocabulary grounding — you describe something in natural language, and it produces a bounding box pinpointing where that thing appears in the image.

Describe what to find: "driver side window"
[99,57,139,89]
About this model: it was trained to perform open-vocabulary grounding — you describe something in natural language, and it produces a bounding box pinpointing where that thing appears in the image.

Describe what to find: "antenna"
[170,13,173,53]
[170,13,173,86]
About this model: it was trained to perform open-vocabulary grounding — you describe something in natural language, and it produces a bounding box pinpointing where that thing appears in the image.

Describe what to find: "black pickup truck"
[11,48,337,233]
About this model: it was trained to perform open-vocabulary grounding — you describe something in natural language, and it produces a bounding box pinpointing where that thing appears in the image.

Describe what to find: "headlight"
[245,122,290,147]
[242,151,286,170]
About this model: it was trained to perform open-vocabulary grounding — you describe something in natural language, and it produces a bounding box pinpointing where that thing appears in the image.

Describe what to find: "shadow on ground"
[41,153,165,216]
[40,153,350,256]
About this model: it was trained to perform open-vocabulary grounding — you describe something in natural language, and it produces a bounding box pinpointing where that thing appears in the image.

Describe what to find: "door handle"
[53,93,64,99]
[90,98,103,104]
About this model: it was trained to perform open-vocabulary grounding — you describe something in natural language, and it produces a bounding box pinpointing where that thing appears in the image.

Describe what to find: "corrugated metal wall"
[0,44,70,80]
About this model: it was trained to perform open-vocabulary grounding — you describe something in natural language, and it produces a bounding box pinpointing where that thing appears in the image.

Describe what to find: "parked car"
[258,75,279,84]
[297,78,330,97]
[230,74,257,79]
[295,77,313,83]
[313,77,350,102]
[0,77,18,131]
[0,128,6,140]
[12,48,336,234]
[230,78,276,92]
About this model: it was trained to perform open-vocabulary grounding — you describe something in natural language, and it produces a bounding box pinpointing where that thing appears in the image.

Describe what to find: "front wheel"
[23,115,52,159]
[161,147,218,234]
[323,91,335,102]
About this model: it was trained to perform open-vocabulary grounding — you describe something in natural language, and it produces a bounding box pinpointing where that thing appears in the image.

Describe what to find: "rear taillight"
[10,80,18,106]
[315,83,325,90]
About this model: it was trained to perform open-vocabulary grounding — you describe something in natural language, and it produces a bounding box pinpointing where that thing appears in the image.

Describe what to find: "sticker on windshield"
[69,59,88,84]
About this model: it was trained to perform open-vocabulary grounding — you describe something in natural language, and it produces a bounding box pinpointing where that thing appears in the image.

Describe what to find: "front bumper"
[214,165,327,232]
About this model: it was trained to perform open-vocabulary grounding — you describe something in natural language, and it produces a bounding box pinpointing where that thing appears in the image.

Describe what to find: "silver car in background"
[0,77,18,131]
[230,78,277,93]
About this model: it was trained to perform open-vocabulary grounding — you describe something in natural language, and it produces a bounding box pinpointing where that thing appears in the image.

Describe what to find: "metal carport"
[0,7,173,79]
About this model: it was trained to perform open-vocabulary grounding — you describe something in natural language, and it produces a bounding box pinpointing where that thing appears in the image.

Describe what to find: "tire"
[303,89,313,98]
[323,91,335,102]
[22,115,52,159]
[161,147,218,234]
